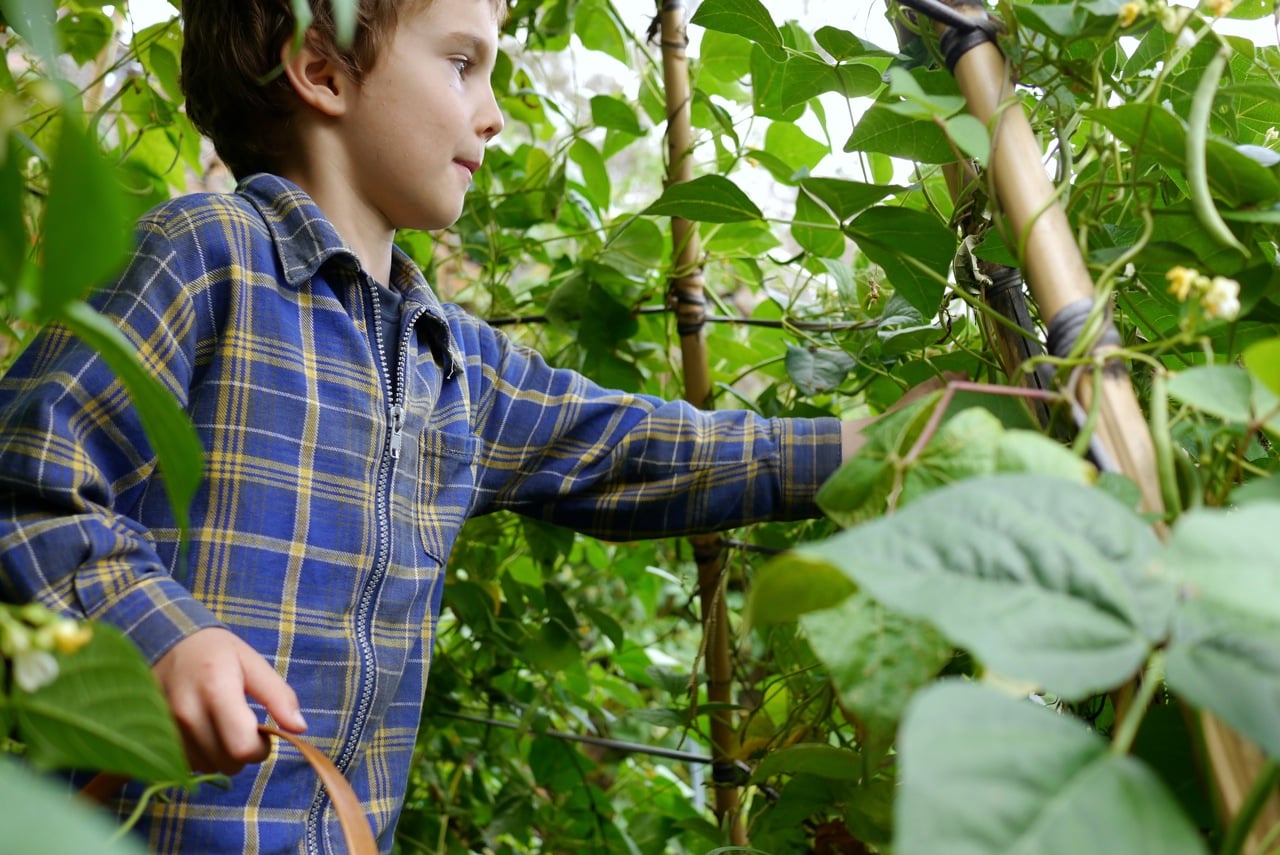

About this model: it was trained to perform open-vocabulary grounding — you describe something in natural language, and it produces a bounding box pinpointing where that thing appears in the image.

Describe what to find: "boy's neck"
[278,165,396,287]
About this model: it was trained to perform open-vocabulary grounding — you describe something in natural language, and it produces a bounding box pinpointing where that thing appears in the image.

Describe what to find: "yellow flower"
[1166,266,1200,302]
[1206,0,1236,15]
[1119,0,1144,26]
[1203,276,1241,320]
[48,618,93,655]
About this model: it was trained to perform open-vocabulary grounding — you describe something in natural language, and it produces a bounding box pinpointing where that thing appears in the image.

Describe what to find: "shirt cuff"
[82,572,225,664]
[773,415,844,519]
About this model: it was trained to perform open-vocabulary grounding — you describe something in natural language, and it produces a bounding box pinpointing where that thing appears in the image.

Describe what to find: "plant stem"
[1111,652,1163,756]
[1220,761,1280,855]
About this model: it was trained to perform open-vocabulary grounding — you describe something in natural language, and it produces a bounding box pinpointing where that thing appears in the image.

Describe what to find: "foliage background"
[3,0,1280,853]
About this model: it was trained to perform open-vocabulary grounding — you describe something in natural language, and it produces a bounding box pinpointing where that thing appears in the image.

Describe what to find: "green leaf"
[589,94,643,136]
[0,758,149,855]
[1089,104,1280,207]
[573,0,626,64]
[1168,364,1280,430]
[1162,503,1280,626]
[751,744,862,783]
[1244,337,1280,398]
[644,174,763,223]
[59,301,204,538]
[689,0,782,52]
[55,8,111,65]
[762,120,828,176]
[815,393,941,527]
[945,114,990,166]
[846,206,954,317]
[802,591,951,740]
[569,138,610,209]
[786,344,855,395]
[995,429,1097,483]
[0,136,27,292]
[744,552,855,626]
[332,0,355,47]
[806,474,1171,699]
[1,0,58,68]
[39,117,131,318]
[1165,598,1280,760]
[522,619,581,672]
[11,622,188,782]
[845,104,956,164]
[790,192,846,260]
[798,178,900,221]
[896,680,1208,855]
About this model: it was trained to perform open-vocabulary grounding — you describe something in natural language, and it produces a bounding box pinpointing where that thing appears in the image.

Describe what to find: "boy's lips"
[455,159,481,176]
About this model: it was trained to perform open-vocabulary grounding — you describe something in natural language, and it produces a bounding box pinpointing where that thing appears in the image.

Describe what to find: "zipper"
[305,279,425,854]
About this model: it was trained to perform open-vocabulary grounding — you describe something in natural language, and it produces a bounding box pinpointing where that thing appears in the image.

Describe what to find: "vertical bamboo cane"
[656,0,746,844]
[939,7,1280,848]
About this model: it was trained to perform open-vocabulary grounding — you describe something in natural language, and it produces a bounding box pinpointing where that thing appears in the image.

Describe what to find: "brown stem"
[656,0,744,843]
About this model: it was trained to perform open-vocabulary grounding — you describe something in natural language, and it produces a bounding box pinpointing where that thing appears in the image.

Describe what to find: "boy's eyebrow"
[440,31,494,58]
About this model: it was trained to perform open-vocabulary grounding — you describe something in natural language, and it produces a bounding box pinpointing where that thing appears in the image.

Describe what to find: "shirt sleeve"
[459,314,844,540]
[0,219,222,663]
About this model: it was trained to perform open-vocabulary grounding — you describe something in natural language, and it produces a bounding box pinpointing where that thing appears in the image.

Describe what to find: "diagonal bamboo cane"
[920,2,1280,847]
[655,0,747,844]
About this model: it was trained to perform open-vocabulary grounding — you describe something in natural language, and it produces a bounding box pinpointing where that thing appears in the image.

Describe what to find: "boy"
[0,0,912,851]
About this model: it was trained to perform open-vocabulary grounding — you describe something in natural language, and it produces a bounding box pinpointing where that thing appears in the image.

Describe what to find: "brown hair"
[181,0,505,179]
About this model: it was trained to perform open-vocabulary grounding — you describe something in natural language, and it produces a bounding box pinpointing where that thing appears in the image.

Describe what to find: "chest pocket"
[417,428,479,564]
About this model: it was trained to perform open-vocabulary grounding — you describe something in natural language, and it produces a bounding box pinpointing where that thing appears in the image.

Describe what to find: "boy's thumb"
[240,648,308,734]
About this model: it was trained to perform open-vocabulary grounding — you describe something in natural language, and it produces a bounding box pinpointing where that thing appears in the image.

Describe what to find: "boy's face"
[337,0,504,232]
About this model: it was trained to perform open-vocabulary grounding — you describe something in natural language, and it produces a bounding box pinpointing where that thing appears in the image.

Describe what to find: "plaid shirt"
[0,174,841,853]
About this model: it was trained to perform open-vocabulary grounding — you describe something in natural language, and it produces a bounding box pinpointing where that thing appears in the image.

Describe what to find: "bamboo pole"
[946,31,1163,512]
[937,5,1280,847]
[656,0,746,844]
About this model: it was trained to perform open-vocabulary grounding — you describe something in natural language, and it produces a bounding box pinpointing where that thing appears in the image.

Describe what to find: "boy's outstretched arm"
[153,627,307,775]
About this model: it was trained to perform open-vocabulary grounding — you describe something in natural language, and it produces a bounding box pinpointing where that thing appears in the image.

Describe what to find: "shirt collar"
[237,173,463,375]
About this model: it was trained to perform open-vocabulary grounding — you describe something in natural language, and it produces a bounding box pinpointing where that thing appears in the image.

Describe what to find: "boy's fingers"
[203,657,271,769]
[238,641,308,734]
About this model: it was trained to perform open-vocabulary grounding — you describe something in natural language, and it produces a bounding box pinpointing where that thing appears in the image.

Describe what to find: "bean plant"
[1,0,1279,852]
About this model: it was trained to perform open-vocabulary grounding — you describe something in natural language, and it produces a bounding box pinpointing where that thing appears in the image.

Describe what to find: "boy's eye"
[451,57,473,76]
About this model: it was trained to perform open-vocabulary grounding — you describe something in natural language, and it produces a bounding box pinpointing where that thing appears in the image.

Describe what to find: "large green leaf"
[805,474,1171,699]
[751,744,862,783]
[644,174,763,223]
[11,621,188,782]
[1168,364,1280,433]
[0,758,148,855]
[1162,503,1280,626]
[790,190,842,255]
[39,117,132,318]
[1166,598,1280,761]
[1088,103,1280,207]
[0,134,27,294]
[895,680,1207,855]
[744,552,855,627]
[797,178,900,221]
[0,0,58,68]
[846,206,953,317]
[689,0,782,52]
[844,104,956,164]
[801,591,951,740]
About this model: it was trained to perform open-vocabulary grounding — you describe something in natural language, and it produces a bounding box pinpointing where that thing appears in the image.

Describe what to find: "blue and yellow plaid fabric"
[0,174,842,853]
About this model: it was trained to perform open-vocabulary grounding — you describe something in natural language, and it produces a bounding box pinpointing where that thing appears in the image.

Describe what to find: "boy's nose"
[479,86,504,141]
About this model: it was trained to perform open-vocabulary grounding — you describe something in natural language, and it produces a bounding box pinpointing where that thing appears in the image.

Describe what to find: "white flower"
[1203,276,1241,320]
[12,648,59,692]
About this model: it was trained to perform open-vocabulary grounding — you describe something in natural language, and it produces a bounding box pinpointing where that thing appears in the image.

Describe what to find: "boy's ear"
[280,32,351,117]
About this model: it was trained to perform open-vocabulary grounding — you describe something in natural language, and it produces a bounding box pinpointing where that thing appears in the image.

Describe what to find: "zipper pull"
[388,403,405,460]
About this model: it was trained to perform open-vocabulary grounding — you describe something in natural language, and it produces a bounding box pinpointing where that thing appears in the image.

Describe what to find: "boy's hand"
[840,372,963,460]
[153,627,307,775]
